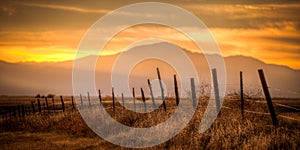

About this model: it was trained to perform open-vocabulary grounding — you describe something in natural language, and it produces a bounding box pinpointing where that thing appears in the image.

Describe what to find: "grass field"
[0,97,300,149]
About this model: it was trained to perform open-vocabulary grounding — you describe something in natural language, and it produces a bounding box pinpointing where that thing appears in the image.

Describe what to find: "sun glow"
[1,24,299,69]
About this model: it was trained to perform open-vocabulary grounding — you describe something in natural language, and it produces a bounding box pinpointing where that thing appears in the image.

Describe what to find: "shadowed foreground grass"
[0,98,300,149]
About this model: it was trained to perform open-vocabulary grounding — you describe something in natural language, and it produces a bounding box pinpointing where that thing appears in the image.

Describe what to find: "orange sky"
[0,1,299,69]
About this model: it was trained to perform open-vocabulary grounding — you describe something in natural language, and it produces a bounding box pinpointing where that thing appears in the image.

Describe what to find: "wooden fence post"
[112,87,115,113]
[80,94,83,106]
[121,93,125,109]
[240,71,244,119]
[258,69,278,127]
[212,68,221,116]
[45,97,50,112]
[87,92,91,107]
[141,88,147,112]
[71,96,75,109]
[37,98,42,113]
[174,75,180,106]
[157,68,167,111]
[190,78,197,109]
[60,96,65,112]
[98,89,102,104]
[147,79,156,108]
[132,87,136,111]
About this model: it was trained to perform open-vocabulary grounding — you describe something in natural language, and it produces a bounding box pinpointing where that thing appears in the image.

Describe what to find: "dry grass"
[0,98,300,149]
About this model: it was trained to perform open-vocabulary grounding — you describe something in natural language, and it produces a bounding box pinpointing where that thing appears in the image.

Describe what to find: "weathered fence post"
[132,87,136,111]
[87,92,91,107]
[112,87,115,113]
[71,96,75,109]
[174,75,180,106]
[258,69,278,127]
[141,88,147,112]
[157,68,167,111]
[45,97,50,112]
[60,96,65,112]
[80,94,83,106]
[37,98,42,113]
[121,93,125,109]
[212,68,221,116]
[190,78,197,109]
[147,79,156,108]
[98,89,102,104]
[240,71,244,119]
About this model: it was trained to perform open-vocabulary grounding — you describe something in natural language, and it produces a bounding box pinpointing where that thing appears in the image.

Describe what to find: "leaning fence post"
[112,87,115,113]
[80,94,83,106]
[212,68,221,116]
[121,93,125,109]
[258,69,278,127]
[190,78,197,109]
[98,89,102,104]
[37,98,42,113]
[174,75,180,106]
[132,87,136,111]
[240,71,244,119]
[157,68,167,111]
[141,88,147,112]
[60,96,65,112]
[87,92,91,107]
[71,96,75,109]
[147,79,156,108]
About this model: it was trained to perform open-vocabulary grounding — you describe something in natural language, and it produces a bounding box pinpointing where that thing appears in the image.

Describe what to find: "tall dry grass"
[1,98,299,149]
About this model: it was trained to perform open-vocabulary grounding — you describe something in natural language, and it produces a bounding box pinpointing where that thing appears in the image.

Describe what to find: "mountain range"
[0,42,299,98]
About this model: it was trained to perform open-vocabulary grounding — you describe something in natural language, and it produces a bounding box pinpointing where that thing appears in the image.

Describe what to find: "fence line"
[0,68,299,129]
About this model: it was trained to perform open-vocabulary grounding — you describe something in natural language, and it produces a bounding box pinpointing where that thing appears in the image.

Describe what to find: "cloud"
[182,3,300,29]
[17,2,109,14]
[0,30,85,48]
[0,6,16,16]
[211,26,300,68]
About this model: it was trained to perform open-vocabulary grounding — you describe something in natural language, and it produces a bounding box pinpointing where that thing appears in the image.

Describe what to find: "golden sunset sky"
[0,0,299,69]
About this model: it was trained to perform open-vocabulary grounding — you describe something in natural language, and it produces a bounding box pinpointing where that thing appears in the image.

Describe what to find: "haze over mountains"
[0,42,299,98]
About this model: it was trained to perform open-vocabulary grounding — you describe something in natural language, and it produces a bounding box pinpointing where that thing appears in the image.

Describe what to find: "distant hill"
[0,42,299,98]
